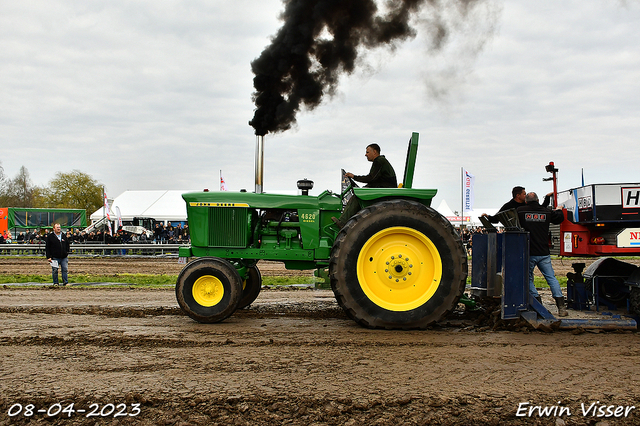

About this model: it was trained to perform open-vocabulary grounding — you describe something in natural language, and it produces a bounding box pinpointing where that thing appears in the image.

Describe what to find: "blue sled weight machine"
[470,213,637,331]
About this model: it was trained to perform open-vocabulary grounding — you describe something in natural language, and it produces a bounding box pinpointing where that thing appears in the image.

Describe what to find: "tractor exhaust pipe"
[255,135,264,194]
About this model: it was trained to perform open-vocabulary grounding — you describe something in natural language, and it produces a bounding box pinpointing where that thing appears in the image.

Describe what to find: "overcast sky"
[2,0,639,212]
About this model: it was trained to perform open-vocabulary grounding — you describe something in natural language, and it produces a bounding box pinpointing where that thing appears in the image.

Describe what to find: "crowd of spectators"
[0,222,190,245]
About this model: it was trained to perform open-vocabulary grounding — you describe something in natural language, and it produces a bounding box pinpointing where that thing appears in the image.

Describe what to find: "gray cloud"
[1,0,638,209]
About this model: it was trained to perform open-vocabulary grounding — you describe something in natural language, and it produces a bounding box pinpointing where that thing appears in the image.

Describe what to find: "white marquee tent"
[89,190,197,224]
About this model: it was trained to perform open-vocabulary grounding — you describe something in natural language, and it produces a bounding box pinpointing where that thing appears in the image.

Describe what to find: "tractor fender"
[583,257,638,280]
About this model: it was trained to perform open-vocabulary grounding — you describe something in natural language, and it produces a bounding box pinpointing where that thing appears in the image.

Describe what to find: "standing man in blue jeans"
[517,192,567,316]
[45,223,70,286]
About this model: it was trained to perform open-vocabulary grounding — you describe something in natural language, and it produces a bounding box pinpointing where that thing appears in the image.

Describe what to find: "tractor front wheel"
[176,257,243,323]
[238,265,262,309]
[330,199,467,329]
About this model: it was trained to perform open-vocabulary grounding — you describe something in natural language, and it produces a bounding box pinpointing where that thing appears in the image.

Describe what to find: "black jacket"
[45,231,70,259]
[353,155,397,188]
[487,194,552,224]
[487,199,525,223]
[517,201,564,256]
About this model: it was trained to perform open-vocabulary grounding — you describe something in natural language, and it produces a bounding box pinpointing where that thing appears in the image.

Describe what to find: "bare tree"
[0,166,36,207]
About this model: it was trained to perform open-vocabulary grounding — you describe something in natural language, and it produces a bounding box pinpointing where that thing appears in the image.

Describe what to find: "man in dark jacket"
[333,144,398,228]
[484,186,555,224]
[483,186,526,223]
[45,223,70,286]
[345,143,397,188]
[517,192,567,316]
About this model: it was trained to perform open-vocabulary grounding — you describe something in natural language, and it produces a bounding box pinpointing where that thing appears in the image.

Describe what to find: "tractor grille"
[208,207,249,248]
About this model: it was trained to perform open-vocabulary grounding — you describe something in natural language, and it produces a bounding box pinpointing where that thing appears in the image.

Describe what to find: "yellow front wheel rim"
[192,275,224,307]
[357,226,442,311]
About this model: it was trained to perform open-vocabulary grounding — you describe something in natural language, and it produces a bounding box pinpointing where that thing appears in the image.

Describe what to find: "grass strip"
[0,274,319,287]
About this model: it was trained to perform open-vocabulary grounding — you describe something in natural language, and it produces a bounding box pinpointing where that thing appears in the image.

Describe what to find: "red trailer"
[546,165,640,314]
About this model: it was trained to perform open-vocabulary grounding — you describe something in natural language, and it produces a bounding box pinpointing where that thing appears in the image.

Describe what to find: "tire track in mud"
[0,300,347,319]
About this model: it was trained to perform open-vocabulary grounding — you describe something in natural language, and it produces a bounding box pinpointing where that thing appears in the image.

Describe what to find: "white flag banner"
[103,192,111,220]
[220,171,227,191]
[116,206,123,229]
[103,190,112,236]
[463,169,475,212]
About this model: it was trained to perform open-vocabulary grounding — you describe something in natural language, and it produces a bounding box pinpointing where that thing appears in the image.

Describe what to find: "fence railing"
[0,243,187,257]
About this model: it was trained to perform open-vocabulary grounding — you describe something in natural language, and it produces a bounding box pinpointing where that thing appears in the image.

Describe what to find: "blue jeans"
[51,257,69,285]
[529,255,563,298]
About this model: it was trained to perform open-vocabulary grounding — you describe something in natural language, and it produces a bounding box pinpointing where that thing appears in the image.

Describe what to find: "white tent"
[90,190,197,224]
[435,199,456,219]
[434,199,499,227]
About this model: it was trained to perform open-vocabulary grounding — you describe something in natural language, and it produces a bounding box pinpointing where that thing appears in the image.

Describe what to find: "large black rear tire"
[330,199,467,329]
[176,257,242,323]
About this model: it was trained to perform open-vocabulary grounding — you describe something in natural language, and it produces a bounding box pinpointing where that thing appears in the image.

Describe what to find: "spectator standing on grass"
[166,223,174,243]
[45,223,70,286]
[161,223,168,243]
[154,223,162,243]
[516,192,567,317]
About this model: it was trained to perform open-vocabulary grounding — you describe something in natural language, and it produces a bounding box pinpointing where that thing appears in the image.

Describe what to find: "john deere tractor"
[176,132,467,329]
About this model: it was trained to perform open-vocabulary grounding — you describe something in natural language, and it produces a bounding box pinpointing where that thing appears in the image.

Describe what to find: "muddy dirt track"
[4,256,639,278]
[1,258,639,425]
[0,258,316,278]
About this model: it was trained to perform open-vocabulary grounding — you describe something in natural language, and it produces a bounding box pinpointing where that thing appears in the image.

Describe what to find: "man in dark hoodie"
[517,192,567,316]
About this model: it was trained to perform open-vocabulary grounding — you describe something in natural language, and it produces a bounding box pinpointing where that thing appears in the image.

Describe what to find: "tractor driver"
[345,143,397,189]
[332,143,397,228]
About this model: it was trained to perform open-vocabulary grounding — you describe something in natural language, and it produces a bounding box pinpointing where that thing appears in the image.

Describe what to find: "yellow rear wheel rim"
[357,226,442,311]
[192,275,224,307]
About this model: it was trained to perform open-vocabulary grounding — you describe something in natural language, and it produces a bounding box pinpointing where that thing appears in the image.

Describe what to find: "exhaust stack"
[255,135,264,193]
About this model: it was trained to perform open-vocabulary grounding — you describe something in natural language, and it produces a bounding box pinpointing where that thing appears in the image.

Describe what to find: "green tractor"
[176,132,467,329]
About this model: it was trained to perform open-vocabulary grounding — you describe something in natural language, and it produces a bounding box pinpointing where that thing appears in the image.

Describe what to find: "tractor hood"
[182,190,342,211]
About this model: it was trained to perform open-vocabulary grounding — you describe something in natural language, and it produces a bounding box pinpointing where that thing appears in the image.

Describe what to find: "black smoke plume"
[249,0,487,136]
